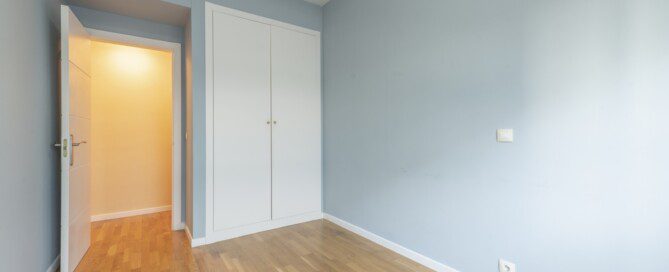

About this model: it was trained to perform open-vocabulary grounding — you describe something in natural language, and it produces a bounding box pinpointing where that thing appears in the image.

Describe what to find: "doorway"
[87,29,183,230]
[59,7,183,271]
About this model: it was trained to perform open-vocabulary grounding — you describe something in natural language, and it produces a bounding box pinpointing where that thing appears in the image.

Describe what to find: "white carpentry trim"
[204,0,323,246]
[185,225,206,247]
[205,212,323,245]
[85,28,184,231]
[91,205,172,222]
[46,255,60,272]
[323,213,459,272]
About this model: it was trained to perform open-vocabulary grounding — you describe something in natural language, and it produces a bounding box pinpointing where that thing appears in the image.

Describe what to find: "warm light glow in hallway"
[90,41,173,217]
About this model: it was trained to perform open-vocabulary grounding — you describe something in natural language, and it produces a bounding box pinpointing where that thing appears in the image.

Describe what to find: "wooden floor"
[74,212,197,271]
[74,212,433,272]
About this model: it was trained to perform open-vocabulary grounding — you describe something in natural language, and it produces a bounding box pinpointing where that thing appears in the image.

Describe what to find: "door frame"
[86,28,184,231]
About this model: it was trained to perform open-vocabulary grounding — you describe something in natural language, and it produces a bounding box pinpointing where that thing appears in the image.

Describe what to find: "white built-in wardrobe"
[204,3,322,244]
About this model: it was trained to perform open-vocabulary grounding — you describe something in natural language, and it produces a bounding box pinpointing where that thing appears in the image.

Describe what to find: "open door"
[60,5,91,272]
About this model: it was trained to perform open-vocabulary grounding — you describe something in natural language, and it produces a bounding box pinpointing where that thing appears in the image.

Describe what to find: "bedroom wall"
[323,0,669,271]
[0,0,61,270]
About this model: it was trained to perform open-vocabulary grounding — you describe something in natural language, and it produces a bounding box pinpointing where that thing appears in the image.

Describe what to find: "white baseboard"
[323,213,458,272]
[173,221,186,231]
[46,255,60,272]
[91,205,172,222]
[204,211,323,246]
[185,225,206,247]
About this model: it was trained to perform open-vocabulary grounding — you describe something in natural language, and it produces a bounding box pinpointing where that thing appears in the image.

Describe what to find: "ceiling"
[303,0,330,6]
[65,0,190,26]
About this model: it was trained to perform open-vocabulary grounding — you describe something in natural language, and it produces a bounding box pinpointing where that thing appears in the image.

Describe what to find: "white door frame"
[86,28,184,231]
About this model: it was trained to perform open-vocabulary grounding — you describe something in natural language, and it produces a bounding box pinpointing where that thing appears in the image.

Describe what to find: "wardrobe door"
[212,12,271,230]
[271,26,322,219]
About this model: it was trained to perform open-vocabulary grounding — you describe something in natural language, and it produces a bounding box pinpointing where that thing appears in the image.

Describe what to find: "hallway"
[75,212,196,271]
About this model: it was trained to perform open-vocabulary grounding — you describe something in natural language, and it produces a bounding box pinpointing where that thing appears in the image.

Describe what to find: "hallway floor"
[74,212,433,271]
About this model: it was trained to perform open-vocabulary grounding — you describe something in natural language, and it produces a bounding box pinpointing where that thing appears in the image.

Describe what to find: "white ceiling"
[303,0,330,6]
[65,0,190,26]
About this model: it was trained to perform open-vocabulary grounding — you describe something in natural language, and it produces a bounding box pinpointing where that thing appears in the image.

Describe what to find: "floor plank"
[74,212,198,272]
[73,212,433,271]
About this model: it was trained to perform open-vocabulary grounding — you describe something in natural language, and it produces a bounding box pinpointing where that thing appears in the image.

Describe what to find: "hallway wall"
[90,41,173,217]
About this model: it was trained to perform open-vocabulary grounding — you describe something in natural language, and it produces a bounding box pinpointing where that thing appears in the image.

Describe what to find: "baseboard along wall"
[46,255,60,272]
[323,213,459,272]
[185,225,206,247]
[90,205,172,222]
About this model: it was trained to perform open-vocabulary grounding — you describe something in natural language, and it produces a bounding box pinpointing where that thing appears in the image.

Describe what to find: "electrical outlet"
[499,259,516,272]
[496,129,514,143]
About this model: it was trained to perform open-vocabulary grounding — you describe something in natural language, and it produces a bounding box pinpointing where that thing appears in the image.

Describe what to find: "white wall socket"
[499,259,516,272]
[496,129,514,143]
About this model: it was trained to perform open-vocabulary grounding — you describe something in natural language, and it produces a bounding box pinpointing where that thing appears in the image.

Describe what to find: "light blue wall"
[164,0,191,8]
[188,0,206,239]
[187,0,323,238]
[206,0,323,31]
[69,5,184,43]
[0,0,60,270]
[323,0,669,271]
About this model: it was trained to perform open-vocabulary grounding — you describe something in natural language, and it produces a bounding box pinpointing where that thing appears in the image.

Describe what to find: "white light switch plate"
[499,259,516,272]
[497,129,514,143]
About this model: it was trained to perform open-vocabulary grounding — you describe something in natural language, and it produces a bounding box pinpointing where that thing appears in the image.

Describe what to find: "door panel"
[270,27,322,219]
[67,165,90,269]
[60,6,91,272]
[212,11,272,230]
[69,63,91,122]
[69,65,91,169]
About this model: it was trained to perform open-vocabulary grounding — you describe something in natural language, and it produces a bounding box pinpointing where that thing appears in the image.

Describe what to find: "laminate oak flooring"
[73,212,433,272]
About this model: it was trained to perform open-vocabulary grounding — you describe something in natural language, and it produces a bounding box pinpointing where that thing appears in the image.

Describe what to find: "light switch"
[499,259,516,272]
[497,129,514,143]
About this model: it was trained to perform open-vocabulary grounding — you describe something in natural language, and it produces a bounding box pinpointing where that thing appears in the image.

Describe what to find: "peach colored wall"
[90,41,172,216]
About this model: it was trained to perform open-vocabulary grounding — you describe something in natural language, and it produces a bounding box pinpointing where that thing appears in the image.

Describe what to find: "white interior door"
[270,26,322,219]
[212,11,272,230]
[60,6,91,272]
